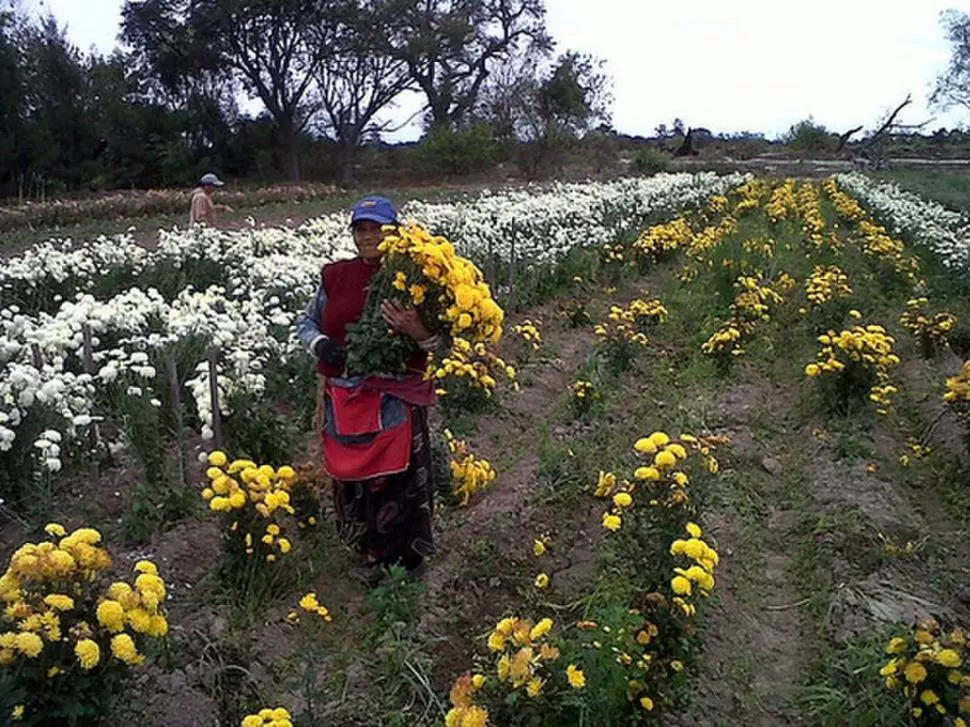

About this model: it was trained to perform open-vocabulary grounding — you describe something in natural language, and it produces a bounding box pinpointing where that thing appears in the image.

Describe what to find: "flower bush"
[899,297,958,358]
[570,379,599,419]
[879,619,970,725]
[241,707,295,727]
[200,450,314,604]
[558,298,591,328]
[804,324,901,415]
[444,430,496,506]
[0,525,167,723]
[512,319,543,353]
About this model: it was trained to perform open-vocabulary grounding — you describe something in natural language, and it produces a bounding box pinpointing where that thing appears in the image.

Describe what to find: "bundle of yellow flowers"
[345,222,504,375]
[731,275,786,324]
[569,379,598,419]
[900,297,958,357]
[880,619,970,725]
[241,707,294,727]
[944,360,970,405]
[855,219,920,280]
[741,237,776,260]
[444,430,496,507]
[805,265,853,307]
[804,324,901,414]
[600,431,721,532]
[619,298,669,332]
[558,298,591,327]
[594,311,649,372]
[446,672,490,726]
[684,217,739,261]
[0,525,167,721]
[701,320,747,359]
[488,616,560,697]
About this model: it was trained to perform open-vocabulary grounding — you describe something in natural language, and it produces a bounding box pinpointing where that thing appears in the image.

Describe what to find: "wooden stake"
[207,348,222,449]
[168,353,186,485]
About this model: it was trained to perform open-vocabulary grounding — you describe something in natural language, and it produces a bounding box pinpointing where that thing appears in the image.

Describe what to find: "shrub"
[418,122,498,178]
[631,148,670,176]
[0,525,168,725]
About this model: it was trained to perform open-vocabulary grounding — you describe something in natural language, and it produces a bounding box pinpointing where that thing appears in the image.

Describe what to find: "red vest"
[317,257,428,377]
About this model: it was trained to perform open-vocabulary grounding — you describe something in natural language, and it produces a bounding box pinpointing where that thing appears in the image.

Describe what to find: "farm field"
[1,171,970,727]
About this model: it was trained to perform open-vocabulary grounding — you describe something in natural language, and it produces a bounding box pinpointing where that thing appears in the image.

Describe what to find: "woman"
[296,195,438,586]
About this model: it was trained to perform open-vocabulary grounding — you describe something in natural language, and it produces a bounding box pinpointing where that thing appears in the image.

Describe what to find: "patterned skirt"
[330,405,436,569]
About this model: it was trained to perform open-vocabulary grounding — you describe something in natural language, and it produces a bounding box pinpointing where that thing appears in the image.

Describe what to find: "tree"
[535,51,611,137]
[382,0,552,129]
[19,14,96,192]
[483,50,611,178]
[188,0,336,181]
[931,9,970,113]
[0,3,26,193]
[120,0,238,183]
[311,0,413,187]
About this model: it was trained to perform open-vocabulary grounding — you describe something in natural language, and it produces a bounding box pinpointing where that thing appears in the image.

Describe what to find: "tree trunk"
[280,118,300,182]
[337,139,356,189]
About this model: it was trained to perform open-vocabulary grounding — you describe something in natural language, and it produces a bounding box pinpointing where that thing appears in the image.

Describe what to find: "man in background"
[189,173,234,225]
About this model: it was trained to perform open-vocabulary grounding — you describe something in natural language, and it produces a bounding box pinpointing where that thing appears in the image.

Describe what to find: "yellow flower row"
[806,265,853,306]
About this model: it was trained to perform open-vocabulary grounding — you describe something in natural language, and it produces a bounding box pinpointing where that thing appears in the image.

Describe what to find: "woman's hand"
[381,300,431,342]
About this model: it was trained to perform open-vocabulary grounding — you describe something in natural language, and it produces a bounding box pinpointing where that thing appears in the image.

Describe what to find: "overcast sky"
[35,0,970,140]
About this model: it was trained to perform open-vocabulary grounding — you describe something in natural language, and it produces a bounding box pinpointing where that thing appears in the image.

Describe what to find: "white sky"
[35,0,970,141]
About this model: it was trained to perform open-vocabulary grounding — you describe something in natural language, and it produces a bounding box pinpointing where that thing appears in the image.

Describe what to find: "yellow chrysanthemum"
[566,663,586,689]
[74,638,100,670]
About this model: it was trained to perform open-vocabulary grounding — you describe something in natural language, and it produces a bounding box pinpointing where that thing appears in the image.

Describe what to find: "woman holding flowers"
[296,196,439,586]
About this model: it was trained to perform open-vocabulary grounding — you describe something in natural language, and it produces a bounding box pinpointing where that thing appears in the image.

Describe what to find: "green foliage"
[783,117,837,153]
[418,122,499,177]
[0,652,128,726]
[222,390,301,467]
[631,148,670,176]
[366,567,423,628]
[799,630,906,727]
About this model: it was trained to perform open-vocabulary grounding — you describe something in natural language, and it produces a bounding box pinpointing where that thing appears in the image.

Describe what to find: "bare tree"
[381,0,552,129]
[311,1,414,187]
[190,0,336,181]
[931,9,970,113]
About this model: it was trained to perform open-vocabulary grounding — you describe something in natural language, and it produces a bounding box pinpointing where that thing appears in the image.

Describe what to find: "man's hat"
[351,195,398,226]
[199,173,225,187]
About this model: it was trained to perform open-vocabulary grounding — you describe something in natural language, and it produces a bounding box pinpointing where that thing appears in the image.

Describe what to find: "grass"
[875,168,970,214]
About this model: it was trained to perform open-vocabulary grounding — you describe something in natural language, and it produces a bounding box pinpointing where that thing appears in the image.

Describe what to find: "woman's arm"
[295,284,328,354]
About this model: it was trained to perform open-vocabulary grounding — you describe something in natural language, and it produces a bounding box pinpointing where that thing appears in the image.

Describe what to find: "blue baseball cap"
[351,195,397,226]
[199,172,225,187]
